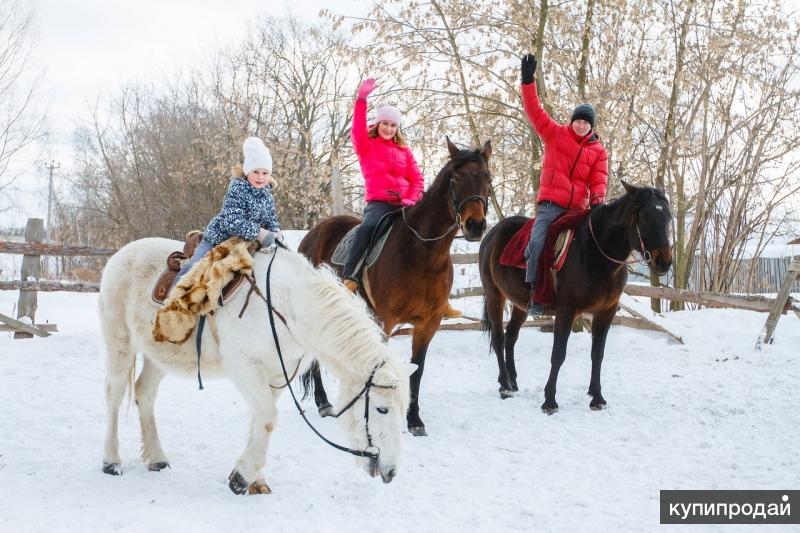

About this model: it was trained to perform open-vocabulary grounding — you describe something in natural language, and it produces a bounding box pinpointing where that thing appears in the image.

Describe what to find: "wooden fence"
[2,220,798,342]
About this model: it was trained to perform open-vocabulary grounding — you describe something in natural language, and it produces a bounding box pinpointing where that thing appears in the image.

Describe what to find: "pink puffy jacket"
[351,97,425,205]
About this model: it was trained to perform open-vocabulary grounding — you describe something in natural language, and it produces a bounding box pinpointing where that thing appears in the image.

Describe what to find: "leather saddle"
[331,211,397,272]
[151,231,246,305]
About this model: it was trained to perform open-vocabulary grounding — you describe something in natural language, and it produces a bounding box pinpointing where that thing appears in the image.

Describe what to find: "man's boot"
[443,302,463,319]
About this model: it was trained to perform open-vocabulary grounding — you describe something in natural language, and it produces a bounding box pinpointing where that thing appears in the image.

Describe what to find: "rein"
[401,165,488,243]
[260,241,390,461]
[588,213,652,267]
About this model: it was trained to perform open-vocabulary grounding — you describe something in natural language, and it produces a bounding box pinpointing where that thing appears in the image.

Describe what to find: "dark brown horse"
[299,137,492,436]
[479,181,672,413]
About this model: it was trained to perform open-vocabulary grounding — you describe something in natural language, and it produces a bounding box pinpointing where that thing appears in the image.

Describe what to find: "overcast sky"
[4,0,366,227]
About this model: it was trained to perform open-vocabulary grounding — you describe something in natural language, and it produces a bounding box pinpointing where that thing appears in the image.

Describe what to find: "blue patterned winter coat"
[203,177,280,246]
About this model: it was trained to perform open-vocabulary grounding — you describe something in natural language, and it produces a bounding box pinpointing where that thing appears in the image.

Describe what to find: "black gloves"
[521,54,537,85]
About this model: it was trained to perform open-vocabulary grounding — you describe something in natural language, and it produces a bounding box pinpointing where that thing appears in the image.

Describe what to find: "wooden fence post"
[757,255,800,348]
[15,218,45,339]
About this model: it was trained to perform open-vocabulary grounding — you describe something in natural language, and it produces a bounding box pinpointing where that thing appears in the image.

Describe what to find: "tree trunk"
[577,0,596,101]
[651,0,695,311]
[431,0,504,220]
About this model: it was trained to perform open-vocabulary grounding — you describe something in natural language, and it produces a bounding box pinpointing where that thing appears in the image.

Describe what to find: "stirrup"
[343,278,359,293]
[527,300,545,317]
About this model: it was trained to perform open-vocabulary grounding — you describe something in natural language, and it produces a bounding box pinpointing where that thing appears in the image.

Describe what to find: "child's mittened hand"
[401,198,415,207]
[357,78,377,99]
[267,176,278,189]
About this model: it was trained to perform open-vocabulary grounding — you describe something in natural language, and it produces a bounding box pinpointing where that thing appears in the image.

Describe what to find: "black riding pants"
[342,201,397,279]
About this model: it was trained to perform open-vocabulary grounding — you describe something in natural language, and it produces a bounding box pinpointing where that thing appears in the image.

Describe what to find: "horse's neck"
[262,251,384,391]
[589,201,634,262]
[316,344,382,392]
[396,174,456,258]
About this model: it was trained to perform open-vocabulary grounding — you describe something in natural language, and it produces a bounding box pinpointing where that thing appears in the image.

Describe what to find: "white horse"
[99,238,411,494]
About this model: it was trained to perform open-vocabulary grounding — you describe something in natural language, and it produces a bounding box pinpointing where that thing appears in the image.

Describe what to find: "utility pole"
[44,159,60,244]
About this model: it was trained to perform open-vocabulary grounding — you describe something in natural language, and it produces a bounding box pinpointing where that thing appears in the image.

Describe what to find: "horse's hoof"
[590,399,607,411]
[408,425,427,437]
[499,388,515,399]
[541,400,558,415]
[247,477,272,495]
[510,381,519,392]
[148,461,170,472]
[102,462,122,476]
[228,470,249,495]
[318,403,334,417]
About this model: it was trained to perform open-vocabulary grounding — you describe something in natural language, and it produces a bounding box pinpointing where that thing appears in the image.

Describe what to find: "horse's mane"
[258,250,408,403]
[603,186,669,225]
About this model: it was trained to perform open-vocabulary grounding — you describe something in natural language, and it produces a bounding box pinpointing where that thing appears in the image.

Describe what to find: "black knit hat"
[570,103,596,129]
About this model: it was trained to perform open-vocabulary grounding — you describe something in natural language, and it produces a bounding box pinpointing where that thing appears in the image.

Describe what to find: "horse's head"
[446,137,492,241]
[340,357,412,484]
[622,180,673,275]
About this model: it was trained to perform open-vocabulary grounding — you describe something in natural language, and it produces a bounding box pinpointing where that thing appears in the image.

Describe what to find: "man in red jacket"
[520,53,608,316]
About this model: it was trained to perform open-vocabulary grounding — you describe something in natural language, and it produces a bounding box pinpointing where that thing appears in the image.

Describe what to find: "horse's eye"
[376,407,389,414]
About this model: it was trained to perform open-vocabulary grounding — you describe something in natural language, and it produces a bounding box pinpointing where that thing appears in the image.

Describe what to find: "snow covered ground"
[1,245,799,531]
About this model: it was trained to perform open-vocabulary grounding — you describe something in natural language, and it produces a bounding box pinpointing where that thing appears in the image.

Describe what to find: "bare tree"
[0,0,44,212]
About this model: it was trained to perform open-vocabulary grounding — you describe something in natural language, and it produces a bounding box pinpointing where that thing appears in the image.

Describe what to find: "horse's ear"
[621,180,638,196]
[446,136,459,159]
[481,140,492,161]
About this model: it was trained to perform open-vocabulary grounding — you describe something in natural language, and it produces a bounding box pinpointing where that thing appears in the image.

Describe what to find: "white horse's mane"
[258,248,403,387]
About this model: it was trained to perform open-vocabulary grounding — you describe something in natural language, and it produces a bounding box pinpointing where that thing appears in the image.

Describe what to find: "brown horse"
[478,181,672,413]
[299,137,492,435]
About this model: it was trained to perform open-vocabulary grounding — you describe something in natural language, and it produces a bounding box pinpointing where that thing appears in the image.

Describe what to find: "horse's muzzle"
[462,218,487,242]
[650,248,672,276]
[381,468,396,484]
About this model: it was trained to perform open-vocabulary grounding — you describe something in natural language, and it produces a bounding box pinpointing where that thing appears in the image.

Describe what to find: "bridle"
[588,210,653,267]
[401,160,489,242]
[260,242,394,462]
[191,244,397,465]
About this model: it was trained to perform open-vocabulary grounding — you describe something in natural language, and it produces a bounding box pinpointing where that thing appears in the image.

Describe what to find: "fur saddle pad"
[153,237,257,344]
[499,218,575,273]
[331,212,396,270]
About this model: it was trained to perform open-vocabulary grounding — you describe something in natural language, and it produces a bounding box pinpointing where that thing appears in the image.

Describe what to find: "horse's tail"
[480,295,491,336]
[300,361,317,401]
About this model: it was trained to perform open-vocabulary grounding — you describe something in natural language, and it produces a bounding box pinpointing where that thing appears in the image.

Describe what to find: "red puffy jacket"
[351,97,425,205]
[521,82,608,209]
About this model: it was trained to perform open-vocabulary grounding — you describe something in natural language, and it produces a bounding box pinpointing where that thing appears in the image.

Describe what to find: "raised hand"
[521,54,537,84]
[357,78,377,99]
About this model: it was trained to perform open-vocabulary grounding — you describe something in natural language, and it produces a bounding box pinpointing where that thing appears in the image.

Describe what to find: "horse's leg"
[504,306,528,393]
[406,317,441,436]
[135,357,170,471]
[309,361,333,417]
[226,364,278,495]
[588,308,615,410]
[484,288,513,398]
[102,333,135,475]
[542,308,576,414]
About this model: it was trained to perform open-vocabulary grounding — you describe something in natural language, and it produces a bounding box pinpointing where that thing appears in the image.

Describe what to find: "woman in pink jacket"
[343,78,463,318]
[341,78,424,290]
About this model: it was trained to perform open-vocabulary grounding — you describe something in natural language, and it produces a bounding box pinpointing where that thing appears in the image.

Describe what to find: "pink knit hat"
[374,105,402,126]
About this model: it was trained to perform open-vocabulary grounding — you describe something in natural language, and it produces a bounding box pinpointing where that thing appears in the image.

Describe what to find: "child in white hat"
[174,137,282,283]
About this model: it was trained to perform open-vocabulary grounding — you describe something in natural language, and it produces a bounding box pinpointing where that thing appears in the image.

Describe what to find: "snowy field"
[1,244,799,531]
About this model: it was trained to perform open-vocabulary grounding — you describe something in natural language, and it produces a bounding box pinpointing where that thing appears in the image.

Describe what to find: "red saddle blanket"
[499,209,590,305]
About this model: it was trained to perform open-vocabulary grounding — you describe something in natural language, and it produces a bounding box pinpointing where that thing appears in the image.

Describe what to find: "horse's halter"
[258,242,394,462]
[588,210,653,267]
[402,159,489,242]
